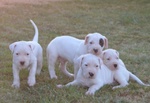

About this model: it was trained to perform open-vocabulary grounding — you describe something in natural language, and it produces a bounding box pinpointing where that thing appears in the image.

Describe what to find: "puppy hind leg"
[36,61,42,75]
[113,72,129,89]
[60,60,74,77]
[74,64,79,79]
[112,77,129,89]
[112,83,129,90]
[47,53,58,79]
[48,59,58,79]
[36,54,43,75]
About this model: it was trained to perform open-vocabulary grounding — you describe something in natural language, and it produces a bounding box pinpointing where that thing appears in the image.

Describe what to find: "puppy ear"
[9,42,17,53]
[74,55,84,67]
[99,38,104,47]
[73,55,84,78]
[115,50,119,57]
[84,35,89,45]
[101,51,106,60]
[103,36,108,48]
[98,58,103,69]
[80,57,84,66]
[28,44,35,51]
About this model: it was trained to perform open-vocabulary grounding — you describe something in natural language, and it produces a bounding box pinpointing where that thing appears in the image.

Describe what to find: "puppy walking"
[47,33,108,79]
[9,20,43,88]
[102,49,150,89]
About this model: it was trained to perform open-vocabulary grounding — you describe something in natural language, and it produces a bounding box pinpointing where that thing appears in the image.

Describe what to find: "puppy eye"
[89,41,93,44]
[116,57,119,59]
[85,64,88,66]
[27,53,29,56]
[107,58,110,60]
[16,53,19,55]
[96,65,98,67]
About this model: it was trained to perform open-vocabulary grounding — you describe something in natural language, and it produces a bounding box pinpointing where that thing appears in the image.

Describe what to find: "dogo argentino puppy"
[47,33,108,79]
[9,20,43,88]
[57,54,104,95]
[102,49,150,89]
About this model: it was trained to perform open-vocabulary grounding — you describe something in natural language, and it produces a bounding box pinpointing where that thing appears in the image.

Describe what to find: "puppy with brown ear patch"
[102,49,150,89]
[47,33,108,79]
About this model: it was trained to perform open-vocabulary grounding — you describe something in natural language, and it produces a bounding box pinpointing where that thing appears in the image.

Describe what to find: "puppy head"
[84,33,108,56]
[9,41,34,69]
[102,49,120,71]
[79,54,101,79]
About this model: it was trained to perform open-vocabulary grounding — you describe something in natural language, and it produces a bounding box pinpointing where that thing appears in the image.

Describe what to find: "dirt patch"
[0,0,67,8]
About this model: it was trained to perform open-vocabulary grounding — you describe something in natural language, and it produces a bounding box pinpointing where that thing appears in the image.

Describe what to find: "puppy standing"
[57,54,106,95]
[47,33,108,79]
[102,49,150,89]
[9,20,43,88]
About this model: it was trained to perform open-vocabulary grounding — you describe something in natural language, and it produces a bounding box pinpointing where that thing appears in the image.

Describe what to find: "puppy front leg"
[28,62,37,87]
[57,80,79,88]
[12,64,20,88]
[86,83,103,95]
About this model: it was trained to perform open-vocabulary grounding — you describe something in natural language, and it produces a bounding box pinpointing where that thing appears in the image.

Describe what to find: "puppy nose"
[89,72,94,77]
[93,49,98,53]
[114,64,117,68]
[20,61,25,65]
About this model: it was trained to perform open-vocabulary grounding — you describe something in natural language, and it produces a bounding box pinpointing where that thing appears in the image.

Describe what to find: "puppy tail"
[129,72,150,86]
[30,19,39,42]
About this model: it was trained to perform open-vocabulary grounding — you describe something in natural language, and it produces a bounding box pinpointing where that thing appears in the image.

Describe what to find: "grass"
[0,0,150,102]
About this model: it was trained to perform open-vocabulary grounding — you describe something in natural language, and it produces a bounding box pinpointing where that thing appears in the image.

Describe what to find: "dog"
[57,54,105,95]
[47,32,108,79]
[9,20,43,88]
[102,49,150,89]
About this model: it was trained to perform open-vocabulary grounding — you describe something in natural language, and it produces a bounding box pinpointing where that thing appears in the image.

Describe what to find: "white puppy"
[57,54,104,95]
[47,33,108,79]
[9,20,43,88]
[102,49,150,89]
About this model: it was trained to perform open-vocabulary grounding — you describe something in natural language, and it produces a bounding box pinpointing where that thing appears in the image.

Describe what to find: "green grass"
[0,0,150,102]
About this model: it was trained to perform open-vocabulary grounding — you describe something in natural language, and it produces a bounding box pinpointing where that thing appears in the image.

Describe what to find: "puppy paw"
[144,84,150,86]
[12,83,20,88]
[112,85,127,90]
[68,74,74,78]
[36,70,41,75]
[51,75,58,79]
[112,86,117,90]
[112,85,122,90]
[28,78,36,87]
[85,90,95,95]
[56,84,64,88]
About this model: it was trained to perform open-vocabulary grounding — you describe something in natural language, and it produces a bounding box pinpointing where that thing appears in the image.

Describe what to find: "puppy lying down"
[57,53,114,95]
[102,49,150,89]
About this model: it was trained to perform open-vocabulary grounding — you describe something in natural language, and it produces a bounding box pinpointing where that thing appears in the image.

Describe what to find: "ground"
[0,0,65,7]
[0,0,150,102]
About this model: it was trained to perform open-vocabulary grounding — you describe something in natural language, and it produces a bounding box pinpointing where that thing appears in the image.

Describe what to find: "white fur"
[47,32,108,79]
[102,49,150,89]
[9,20,43,88]
[57,54,119,95]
